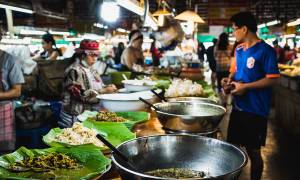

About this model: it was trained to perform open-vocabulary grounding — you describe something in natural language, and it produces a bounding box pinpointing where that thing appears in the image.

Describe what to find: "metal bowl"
[167,97,219,105]
[122,80,156,92]
[97,91,156,112]
[153,101,226,133]
[112,134,248,180]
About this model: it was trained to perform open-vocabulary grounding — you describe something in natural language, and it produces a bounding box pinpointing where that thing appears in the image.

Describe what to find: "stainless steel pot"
[167,97,219,105]
[153,101,226,133]
[111,134,248,180]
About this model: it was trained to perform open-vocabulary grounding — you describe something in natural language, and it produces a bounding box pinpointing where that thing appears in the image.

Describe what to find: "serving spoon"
[96,134,140,172]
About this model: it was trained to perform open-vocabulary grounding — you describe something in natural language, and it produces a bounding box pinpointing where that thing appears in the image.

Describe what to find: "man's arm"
[0,84,22,100]
[231,77,278,95]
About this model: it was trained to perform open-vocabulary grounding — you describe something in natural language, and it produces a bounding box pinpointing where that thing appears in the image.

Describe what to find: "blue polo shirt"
[230,41,280,117]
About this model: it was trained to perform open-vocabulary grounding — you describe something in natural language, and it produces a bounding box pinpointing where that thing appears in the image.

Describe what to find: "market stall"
[1,0,300,179]
[275,59,300,136]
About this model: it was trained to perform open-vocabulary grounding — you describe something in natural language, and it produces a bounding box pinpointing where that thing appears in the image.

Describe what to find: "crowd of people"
[31,30,163,71]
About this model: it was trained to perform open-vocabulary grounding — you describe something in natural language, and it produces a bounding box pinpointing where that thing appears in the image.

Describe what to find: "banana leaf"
[43,122,135,151]
[115,111,149,129]
[82,120,136,147]
[80,110,149,130]
[154,80,171,90]
[0,145,111,180]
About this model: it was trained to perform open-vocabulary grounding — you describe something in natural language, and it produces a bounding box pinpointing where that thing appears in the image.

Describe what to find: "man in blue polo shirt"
[222,12,279,180]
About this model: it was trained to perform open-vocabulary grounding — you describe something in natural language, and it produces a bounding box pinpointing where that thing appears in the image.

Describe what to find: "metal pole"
[143,0,149,27]
[5,8,14,37]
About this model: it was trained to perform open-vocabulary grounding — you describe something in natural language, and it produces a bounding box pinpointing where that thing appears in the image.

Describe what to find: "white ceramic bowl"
[97,90,158,112]
[122,80,156,92]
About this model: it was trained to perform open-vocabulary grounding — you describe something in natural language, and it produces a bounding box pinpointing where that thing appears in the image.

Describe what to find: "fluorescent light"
[65,37,83,41]
[117,0,143,15]
[94,23,104,28]
[117,28,128,33]
[257,23,266,28]
[20,29,45,35]
[287,18,300,26]
[49,30,70,36]
[94,23,108,29]
[117,0,158,30]
[0,4,33,14]
[266,20,280,26]
[101,1,120,22]
[283,34,296,38]
[82,33,105,40]
[0,38,31,44]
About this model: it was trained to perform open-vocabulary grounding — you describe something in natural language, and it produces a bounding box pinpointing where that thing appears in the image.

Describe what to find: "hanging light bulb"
[175,10,204,24]
[100,1,120,22]
[153,0,171,26]
[153,0,171,16]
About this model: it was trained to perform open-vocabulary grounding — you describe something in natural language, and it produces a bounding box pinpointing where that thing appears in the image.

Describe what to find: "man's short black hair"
[212,38,218,44]
[230,11,257,33]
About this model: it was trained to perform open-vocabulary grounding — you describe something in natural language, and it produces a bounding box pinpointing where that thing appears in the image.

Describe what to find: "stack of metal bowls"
[152,100,226,134]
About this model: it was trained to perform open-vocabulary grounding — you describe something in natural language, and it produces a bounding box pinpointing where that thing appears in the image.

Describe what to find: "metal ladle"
[139,97,160,111]
[96,134,140,172]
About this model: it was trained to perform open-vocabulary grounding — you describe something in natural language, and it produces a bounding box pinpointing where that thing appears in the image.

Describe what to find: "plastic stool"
[16,125,51,149]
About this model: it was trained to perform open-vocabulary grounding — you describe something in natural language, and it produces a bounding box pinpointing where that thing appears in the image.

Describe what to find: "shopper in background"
[114,42,125,64]
[222,12,280,180]
[0,32,25,155]
[273,40,284,63]
[197,42,206,64]
[60,40,117,128]
[121,30,144,70]
[284,44,297,63]
[150,36,162,67]
[33,33,62,61]
[215,32,232,92]
[206,38,217,90]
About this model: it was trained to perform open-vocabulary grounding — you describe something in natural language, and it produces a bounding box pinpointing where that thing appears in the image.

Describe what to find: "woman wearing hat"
[121,30,144,70]
[60,39,117,127]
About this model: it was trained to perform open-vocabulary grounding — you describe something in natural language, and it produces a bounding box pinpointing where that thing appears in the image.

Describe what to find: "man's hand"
[221,77,232,88]
[230,81,247,96]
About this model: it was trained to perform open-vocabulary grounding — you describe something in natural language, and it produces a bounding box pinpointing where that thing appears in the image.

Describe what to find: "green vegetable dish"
[0,145,111,180]
[146,168,207,179]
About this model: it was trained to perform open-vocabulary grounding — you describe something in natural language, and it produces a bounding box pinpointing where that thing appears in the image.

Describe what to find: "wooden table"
[99,110,165,180]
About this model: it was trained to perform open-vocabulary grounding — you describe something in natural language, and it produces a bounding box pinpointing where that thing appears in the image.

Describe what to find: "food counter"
[274,75,300,136]
[1,75,238,180]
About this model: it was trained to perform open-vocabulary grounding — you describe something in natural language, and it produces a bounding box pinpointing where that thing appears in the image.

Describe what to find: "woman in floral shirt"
[60,40,117,127]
